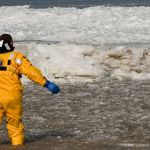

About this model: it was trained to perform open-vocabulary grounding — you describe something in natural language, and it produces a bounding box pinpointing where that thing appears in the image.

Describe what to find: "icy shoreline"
[15,42,150,83]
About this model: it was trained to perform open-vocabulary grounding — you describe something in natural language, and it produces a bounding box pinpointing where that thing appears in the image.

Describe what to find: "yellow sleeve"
[19,55,47,86]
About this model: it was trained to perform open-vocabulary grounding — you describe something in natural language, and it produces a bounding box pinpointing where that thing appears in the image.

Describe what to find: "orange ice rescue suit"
[0,34,60,145]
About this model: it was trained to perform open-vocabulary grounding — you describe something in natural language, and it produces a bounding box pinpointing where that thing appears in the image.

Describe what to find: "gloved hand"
[44,80,60,94]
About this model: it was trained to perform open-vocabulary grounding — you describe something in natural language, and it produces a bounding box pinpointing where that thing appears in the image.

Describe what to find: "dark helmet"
[0,34,15,52]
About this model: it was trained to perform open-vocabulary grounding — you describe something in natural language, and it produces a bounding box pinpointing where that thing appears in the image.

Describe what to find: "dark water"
[0,79,150,149]
[0,0,150,8]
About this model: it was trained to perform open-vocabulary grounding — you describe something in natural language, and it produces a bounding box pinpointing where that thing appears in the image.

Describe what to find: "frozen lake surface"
[0,79,150,149]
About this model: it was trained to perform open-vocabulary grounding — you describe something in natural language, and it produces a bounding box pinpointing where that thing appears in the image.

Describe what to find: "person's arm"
[18,54,60,94]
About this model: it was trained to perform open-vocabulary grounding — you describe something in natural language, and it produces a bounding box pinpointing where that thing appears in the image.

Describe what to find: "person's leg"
[6,118,24,145]
[4,91,24,145]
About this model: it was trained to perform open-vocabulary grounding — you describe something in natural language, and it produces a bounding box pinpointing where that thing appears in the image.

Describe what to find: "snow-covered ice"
[1,5,150,82]
[15,42,150,83]
[0,6,150,45]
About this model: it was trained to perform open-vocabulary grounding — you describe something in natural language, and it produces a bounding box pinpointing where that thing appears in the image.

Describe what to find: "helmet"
[0,34,15,53]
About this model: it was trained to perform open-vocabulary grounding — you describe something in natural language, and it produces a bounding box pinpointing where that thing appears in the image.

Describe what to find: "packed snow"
[0,5,150,82]
[16,42,150,83]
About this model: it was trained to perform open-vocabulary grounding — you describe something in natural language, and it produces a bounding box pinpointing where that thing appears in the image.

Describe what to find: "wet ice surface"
[0,79,150,149]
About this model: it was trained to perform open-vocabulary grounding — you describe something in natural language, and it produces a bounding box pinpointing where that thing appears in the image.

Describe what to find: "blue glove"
[44,80,60,94]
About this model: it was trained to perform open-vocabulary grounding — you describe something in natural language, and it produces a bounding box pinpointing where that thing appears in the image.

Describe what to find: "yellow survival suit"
[0,50,47,145]
[0,34,60,146]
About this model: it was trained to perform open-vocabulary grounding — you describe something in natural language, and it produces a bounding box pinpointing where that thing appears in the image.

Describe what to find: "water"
[0,0,150,8]
[1,80,150,149]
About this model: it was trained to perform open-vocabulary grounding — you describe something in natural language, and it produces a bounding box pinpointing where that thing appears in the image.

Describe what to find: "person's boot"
[11,135,24,146]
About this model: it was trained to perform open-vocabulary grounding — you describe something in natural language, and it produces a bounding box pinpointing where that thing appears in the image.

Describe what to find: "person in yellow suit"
[0,34,60,146]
